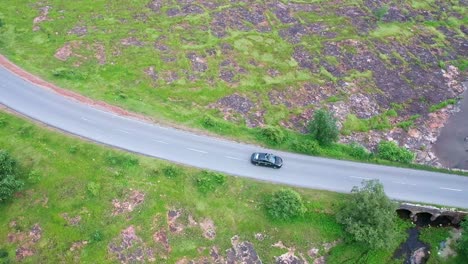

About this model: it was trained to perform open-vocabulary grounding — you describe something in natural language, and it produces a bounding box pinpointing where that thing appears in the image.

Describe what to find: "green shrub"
[291,139,320,155]
[347,142,371,160]
[261,126,286,145]
[68,145,79,154]
[337,180,397,249]
[201,115,217,128]
[265,189,306,221]
[162,165,181,178]
[52,67,86,80]
[308,109,339,146]
[377,141,414,164]
[458,217,468,258]
[397,120,413,132]
[0,248,7,258]
[105,153,139,168]
[195,171,226,194]
[90,230,104,243]
[87,182,101,197]
[373,6,388,20]
[385,109,398,117]
[0,117,7,127]
[0,150,24,202]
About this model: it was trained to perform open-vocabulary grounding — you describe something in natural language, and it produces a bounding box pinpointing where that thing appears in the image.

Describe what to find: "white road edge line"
[392,181,417,186]
[186,148,208,154]
[117,129,130,134]
[349,176,372,180]
[152,139,169,144]
[225,156,243,161]
[439,187,463,192]
[80,117,89,121]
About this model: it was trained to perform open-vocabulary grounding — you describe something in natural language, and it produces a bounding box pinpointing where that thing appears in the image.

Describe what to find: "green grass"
[429,98,458,112]
[0,111,421,263]
[0,0,466,183]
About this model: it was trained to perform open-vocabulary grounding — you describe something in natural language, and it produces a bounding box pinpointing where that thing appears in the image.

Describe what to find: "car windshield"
[266,154,275,163]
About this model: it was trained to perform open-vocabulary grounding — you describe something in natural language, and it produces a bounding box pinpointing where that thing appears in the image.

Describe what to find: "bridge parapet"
[398,203,468,225]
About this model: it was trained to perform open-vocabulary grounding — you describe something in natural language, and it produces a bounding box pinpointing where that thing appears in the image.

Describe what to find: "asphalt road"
[1,66,467,209]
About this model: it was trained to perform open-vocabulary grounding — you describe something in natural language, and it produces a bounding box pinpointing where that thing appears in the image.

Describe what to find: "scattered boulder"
[226,235,262,263]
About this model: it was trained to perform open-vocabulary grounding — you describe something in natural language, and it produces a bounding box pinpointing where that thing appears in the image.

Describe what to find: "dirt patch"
[61,213,82,226]
[199,218,216,240]
[167,209,184,233]
[70,240,88,252]
[144,66,159,81]
[54,41,82,62]
[33,6,52,31]
[108,225,155,263]
[153,230,171,253]
[276,249,304,264]
[7,223,42,261]
[112,190,145,216]
[121,37,144,47]
[68,25,88,37]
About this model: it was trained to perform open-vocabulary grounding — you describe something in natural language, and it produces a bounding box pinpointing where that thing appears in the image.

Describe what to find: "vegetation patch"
[0,111,435,263]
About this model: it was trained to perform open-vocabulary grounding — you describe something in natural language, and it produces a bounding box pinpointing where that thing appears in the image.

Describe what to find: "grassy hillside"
[0,0,466,164]
[0,110,428,263]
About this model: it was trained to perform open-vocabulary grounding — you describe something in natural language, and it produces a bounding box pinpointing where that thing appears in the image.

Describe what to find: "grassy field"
[1,110,456,263]
[0,0,466,171]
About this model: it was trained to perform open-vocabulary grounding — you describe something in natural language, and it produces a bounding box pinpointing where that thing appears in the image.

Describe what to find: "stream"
[394,211,457,264]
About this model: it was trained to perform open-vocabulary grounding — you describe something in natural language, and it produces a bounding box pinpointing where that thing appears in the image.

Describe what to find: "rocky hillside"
[0,0,466,165]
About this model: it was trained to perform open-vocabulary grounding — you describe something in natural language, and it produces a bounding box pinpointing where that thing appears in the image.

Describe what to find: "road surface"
[0,66,467,209]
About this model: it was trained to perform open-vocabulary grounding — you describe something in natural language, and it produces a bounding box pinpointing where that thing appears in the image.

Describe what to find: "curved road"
[1,66,467,209]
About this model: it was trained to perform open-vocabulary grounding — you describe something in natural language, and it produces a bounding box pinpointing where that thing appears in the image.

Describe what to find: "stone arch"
[414,212,433,227]
[396,209,412,220]
[432,214,454,226]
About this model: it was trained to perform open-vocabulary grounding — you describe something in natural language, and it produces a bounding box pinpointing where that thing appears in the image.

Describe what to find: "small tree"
[308,109,339,146]
[265,189,305,221]
[0,150,23,202]
[458,216,468,259]
[336,179,397,249]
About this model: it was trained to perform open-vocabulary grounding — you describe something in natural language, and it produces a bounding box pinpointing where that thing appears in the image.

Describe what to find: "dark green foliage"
[0,150,23,202]
[195,170,226,194]
[52,67,86,80]
[261,126,286,145]
[0,248,7,258]
[308,109,339,146]
[265,189,306,221]
[291,139,320,155]
[162,165,182,178]
[201,115,216,128]
[373,6,388,20]
[458,217,468,258]
[377,141,414,164]
[90,230,103,243]
[105,152,139,168]
[347,142,371,160]
[336,180,397,249]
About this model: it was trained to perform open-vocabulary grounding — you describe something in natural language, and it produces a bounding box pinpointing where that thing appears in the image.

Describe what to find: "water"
[433,82,468,170]
[393,211,457,264]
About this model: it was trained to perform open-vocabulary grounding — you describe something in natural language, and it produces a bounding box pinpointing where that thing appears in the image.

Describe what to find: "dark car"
[251,152,283,169]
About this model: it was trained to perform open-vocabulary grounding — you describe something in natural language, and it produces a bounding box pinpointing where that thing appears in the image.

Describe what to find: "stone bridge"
[398,203,468,225]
